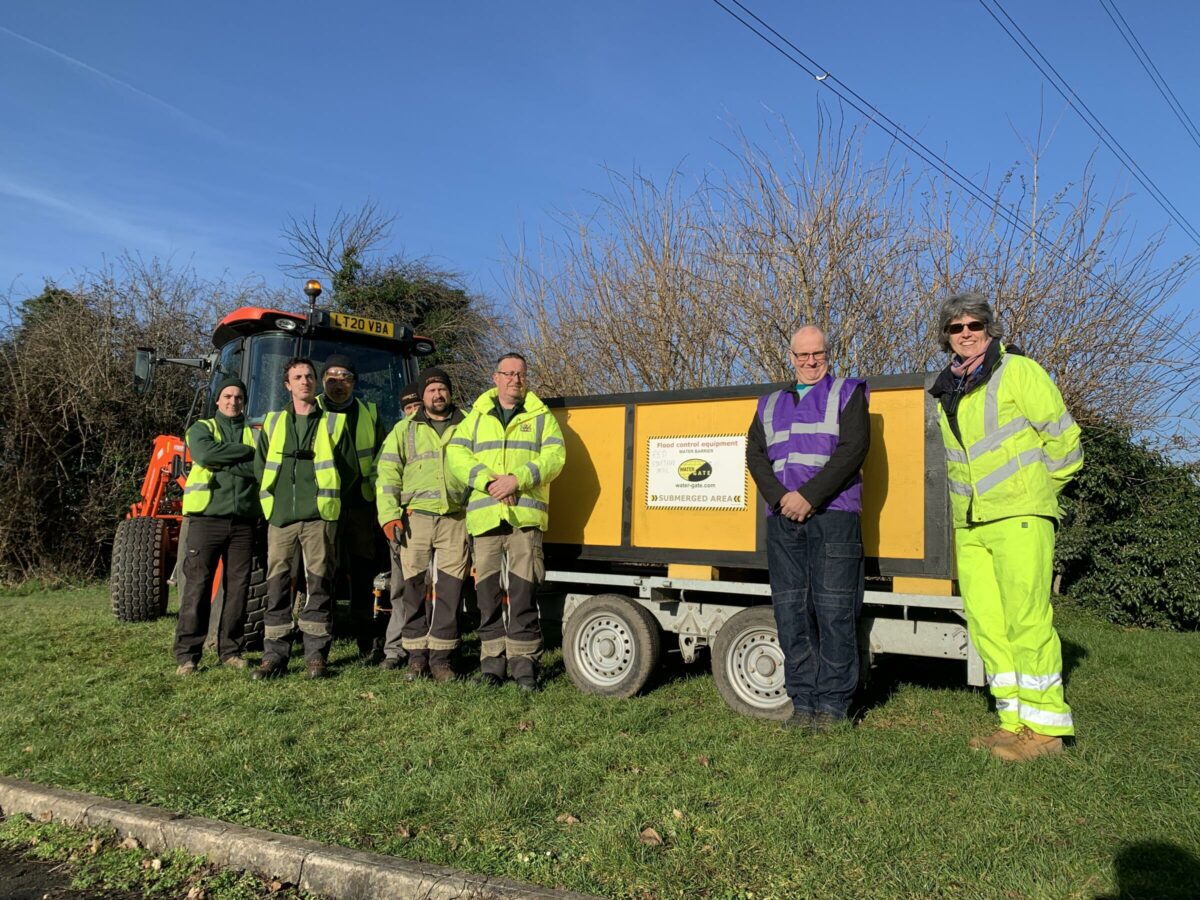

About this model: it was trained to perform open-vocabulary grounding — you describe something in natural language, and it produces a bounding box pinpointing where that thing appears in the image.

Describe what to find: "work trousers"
[956,515,1074,737]
[337,505,384,654]
[473,523,545,680]
[765,510,864,719]
[382,511,470,665]
[263,519,337,663]
[173,516,255,664]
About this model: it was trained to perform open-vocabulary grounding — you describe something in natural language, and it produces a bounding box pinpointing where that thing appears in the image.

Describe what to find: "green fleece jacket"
[185,413,259,519]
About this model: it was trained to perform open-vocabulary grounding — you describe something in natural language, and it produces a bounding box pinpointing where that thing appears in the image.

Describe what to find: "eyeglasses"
[495,370,527,380]
[945,321,986,335]
[789,350,828,363]
[324,369,355,381]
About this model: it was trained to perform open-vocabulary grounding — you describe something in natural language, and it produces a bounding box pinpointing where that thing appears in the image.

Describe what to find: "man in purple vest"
[746,325,871,732]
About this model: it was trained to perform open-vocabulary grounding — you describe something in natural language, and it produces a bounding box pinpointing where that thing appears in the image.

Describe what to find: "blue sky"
[3,1,1198,316]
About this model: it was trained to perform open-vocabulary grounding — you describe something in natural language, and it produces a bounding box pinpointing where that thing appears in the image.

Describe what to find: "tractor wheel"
[242,553,268,651]
[562,594,662,699]
[711,606,792,721]
[110,517,169,622]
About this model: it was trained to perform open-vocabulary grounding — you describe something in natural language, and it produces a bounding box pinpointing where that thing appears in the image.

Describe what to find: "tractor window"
[204,339,245,417]
[305,338,417,433]
[244,333,299,426]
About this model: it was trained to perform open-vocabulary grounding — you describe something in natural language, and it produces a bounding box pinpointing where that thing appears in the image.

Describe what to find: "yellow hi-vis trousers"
[955,515,1074,737]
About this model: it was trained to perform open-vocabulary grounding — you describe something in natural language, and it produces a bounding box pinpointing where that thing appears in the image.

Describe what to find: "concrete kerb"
[0,777,596,900]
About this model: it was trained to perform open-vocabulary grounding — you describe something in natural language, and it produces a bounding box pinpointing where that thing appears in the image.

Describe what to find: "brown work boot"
[990,728,1064,762]
[405,658,429,682]
[175,661,197,677]
[969,727,1021,751]
[306,657,330,680]
[430,664,457,683]
[221,656,249,670]
[251,657,287,681]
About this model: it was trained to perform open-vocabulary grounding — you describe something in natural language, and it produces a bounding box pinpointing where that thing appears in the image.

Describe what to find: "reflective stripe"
[406,422,418,463]
[515,497,548,512]
[542,436,564,446]
[975,447,1047,496]
[263,461,281,473]
[381,485,401,496]
[945,448,968,464]
[503,440,541,452]
[1017,672,1063,692]
[474,440,506,452]
[313,460,336,471]
[1045,447,1083,472]
[986,672,1018,688]
[259,490,272,500]
[1037,410,1076,438]
[402,490,440,502]
[357,448,374,459]
[526,461,541,487]
[983,356,1009,434]
[408,451,439,463]
[1019,704,1073,729]
[316,489,339,499]
[379,453,402,464]
[326,413,338,437]
[995,697,1018,713]
[784,451,832,467]
[948,480,973,497]
[448,437,473,448]
[969,416,1030,457]
[467,465,487,487]
[182,484,208,494]
[534,414,545,449]
[761,389,784,446]
[467,497,502,512]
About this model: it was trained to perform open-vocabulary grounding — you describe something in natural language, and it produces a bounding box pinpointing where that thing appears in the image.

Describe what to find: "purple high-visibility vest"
[756,373,868,515]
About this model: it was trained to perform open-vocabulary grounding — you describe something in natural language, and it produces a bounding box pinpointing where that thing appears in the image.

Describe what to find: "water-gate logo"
[677,458,713,482]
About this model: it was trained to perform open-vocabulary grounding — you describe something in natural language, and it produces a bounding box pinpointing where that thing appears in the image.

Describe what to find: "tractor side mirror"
[134,348,155,395]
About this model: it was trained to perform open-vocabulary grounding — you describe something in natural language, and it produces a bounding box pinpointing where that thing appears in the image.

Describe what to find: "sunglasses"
[946,321,986,335]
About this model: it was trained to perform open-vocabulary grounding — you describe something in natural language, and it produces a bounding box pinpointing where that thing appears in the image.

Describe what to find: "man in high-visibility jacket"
[446,352,566,690]
[173,376,259,675]
[252,356,357,681]
[376,366,469,682]
[930,292,1083,761]
[317,354,386,659]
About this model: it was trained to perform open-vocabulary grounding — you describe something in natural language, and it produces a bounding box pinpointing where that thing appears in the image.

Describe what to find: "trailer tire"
[110,517,169,623]
[563,594,662,699]
[711,605,792,721]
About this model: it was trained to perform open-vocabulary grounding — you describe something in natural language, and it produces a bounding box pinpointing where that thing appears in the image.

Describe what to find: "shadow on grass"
[851,654,967,719]
[1063,637,1088,685]
[1096,840,1200,900]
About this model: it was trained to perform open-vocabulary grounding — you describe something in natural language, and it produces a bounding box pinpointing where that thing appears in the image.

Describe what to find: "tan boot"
[990,728,1064,762]
[969,728,1021,751]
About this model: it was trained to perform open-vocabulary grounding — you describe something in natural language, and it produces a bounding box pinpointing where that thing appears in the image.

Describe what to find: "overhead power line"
[978,0,1200,247]
[1096,0,1200,153]
[705,0,1200,355]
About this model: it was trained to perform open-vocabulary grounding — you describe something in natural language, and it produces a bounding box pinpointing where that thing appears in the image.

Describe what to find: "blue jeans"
[765,510,864,718]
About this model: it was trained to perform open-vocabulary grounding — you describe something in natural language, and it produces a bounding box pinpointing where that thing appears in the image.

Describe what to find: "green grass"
[1,586,1198,899]
[0,813,316,898]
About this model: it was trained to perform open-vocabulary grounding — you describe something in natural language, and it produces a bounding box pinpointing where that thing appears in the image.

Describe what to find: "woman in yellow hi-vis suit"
[930,293,1083,761]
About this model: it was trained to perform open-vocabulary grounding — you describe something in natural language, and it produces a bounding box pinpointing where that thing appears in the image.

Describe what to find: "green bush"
[1056,423,1200,630]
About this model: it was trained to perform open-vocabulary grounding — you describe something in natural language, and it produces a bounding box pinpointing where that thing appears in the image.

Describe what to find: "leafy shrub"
[1056,423,1200,630]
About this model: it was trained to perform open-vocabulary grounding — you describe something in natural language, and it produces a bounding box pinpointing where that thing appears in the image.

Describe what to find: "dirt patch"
[0,843,140,900]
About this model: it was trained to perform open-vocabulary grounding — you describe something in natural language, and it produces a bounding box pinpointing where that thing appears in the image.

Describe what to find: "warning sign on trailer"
[646,435,748,510]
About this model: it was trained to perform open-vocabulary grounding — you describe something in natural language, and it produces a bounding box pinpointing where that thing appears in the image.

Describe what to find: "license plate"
[331,312,394,338]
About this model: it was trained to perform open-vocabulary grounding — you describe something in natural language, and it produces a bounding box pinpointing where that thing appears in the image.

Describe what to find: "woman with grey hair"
[928,292,1084,761]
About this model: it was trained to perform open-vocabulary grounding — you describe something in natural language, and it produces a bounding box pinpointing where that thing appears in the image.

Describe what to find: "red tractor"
[110,280,434,645]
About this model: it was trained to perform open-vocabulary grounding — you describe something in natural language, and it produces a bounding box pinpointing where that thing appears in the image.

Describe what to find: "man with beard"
[376,367,469,681]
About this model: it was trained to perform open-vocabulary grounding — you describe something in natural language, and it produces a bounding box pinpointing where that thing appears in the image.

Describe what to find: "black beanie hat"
[214,375,247,399]
[323,354,357,377]
[416,366,452,395]
[400,383,420,407]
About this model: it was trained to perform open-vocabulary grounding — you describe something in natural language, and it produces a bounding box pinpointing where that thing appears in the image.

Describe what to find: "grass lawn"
[1,585,1197,899]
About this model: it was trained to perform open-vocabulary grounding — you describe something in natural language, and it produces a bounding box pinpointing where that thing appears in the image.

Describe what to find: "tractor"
[109,279,434,646]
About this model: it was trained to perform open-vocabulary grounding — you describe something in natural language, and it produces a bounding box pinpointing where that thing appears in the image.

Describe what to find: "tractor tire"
[110,517,169,623]
[711,605,792,721]
[562,594,662,699]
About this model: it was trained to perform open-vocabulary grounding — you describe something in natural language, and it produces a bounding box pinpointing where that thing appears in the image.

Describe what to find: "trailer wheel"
[563,594,662,698]
[110,517,169,623]
[711,606,791,721]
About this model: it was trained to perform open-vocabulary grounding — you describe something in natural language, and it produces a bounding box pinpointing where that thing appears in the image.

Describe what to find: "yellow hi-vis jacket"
[317,395,379,501]
[258,408,348,522]
[181,418,255,515]
[446,389,566,535]
[376,410,467,522]
[938,347,1083,527]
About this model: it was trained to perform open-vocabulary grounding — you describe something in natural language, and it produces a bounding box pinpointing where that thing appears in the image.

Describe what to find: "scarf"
[949,336,993,378]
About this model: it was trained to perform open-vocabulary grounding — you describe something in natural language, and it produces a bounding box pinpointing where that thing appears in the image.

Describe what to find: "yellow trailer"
[542,374,983,720]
